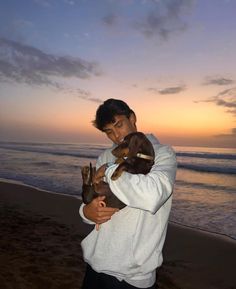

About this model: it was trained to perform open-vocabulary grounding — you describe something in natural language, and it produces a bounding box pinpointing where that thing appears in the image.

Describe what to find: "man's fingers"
[97,207,119,213]
[98,210,117,218]
[83,195,119,225]
[96,208,118,217]
[95,207,119,223]
[96,215,113,224]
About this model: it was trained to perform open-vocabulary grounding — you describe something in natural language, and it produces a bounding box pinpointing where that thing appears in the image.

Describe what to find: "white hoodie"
[79,134,177,288]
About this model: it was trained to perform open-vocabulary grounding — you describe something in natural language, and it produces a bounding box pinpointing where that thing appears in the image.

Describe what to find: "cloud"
[134,0,194,40]
[149,85,186,94]
[102,13,118,26]
[217,88,235,96]
[203,76,234,86]
[101,1,194,41]
[195,87,236,116]
[13,19,33,29]
[33,0,52,7]
[0,38,103,103]
[214,128,236,138]
[63,0,75,5]
[74,88,102,104]
[0,38,100,86]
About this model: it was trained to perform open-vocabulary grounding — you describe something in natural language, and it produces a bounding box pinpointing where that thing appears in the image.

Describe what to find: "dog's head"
[112,132,154,161]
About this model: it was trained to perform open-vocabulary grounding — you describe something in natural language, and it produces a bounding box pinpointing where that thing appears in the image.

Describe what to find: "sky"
[0,0,235,148]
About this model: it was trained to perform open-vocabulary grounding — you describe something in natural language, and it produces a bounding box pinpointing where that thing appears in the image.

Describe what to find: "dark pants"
[81,265,157,289]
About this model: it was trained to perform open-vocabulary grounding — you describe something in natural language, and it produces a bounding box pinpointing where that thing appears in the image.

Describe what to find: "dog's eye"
[121,140,128,146]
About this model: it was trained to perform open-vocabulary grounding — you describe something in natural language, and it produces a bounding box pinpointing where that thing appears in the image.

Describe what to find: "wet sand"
[0,181,235,289]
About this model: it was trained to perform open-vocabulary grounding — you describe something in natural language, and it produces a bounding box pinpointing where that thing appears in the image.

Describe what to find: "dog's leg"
[81,165,99,204]
[111,163,127,180]
[115,158,124,164]
[81,166,90,184]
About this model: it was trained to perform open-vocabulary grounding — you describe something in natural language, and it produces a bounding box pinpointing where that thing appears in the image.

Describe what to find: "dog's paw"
[81,166,91,184]
[81,166,89,174]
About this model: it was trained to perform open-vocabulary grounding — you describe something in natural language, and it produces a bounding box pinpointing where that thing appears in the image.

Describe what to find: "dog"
[81,163,126,209]
[111,132,155,180]
[81,132,155,209]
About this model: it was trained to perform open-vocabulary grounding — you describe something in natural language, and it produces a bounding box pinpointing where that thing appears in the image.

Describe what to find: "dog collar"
[136,153,154,161]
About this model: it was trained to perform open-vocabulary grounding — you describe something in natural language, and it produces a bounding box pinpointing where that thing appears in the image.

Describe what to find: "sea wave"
[176,152,236,160]
[1,143,235,174]
[1,143,235,160]
[175,180,235,194]
[0,144,101,159]
[178,163,236,174]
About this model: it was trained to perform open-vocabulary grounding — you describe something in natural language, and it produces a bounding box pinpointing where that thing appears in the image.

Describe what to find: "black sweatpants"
[81,265,157,289]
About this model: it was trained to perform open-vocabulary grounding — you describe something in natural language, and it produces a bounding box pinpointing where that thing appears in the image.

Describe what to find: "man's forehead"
[103,115,127,130]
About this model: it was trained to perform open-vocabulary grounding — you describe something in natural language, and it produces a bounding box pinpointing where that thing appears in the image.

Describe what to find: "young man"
[79,99,177,289]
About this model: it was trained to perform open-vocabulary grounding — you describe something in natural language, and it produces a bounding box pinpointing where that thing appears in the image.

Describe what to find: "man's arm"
[104,145,177,214]
[79,149,119,225]
[80,195,119,224]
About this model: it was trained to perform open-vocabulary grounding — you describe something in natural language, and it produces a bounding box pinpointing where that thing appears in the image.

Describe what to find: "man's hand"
[83,195,119,225]
[93,164,107,184]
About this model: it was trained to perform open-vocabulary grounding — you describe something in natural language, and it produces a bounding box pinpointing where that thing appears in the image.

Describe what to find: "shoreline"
[1,180,236,289]
[1,177,234,241]
[0,177,83,199]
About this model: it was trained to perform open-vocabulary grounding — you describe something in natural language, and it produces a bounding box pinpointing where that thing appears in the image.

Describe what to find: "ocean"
[0,141,235,239]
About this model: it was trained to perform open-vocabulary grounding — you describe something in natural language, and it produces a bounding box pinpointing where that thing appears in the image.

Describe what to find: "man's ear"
[129,113,136,126]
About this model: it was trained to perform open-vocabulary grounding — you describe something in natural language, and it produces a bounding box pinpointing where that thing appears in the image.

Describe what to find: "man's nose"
[114,129,121,140]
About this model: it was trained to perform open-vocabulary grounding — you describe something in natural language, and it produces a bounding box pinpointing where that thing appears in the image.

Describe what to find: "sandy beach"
[1,180,235,289]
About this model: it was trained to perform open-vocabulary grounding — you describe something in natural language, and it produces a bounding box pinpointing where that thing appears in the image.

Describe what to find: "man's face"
[102,114,137,144]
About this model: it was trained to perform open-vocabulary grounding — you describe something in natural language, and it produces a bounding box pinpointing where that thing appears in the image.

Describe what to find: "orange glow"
[1,85,235,147]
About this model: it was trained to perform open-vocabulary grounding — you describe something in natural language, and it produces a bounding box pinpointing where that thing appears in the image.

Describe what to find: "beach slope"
[0,181,235,289]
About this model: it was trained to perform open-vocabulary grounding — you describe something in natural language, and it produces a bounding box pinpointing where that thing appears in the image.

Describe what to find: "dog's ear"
[112,144,121,157]
[112,140,129,158]
[127,134,140,156]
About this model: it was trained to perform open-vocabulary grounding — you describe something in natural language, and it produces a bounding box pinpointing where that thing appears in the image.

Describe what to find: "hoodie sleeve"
[79,203,96,225]
[104,145,177,214]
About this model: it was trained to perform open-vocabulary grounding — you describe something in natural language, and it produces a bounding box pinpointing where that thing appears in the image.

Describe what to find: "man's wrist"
[79,203,95,225]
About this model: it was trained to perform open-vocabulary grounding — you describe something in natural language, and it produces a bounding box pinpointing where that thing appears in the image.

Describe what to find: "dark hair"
[93,98,135,131]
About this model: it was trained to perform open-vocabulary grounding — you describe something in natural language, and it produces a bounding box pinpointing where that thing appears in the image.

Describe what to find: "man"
[79,99,177,289]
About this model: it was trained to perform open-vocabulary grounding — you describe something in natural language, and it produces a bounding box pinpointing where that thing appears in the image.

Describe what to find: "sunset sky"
[0,0,235,148]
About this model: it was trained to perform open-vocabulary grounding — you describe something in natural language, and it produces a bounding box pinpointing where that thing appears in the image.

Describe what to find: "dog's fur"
[111,132,155,180]
[81,132,155,209]
[81,163,125,209]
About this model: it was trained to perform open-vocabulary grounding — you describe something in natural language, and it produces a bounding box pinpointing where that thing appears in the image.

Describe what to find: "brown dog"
[81,163,125,209]
[81,132,155,209]
[111,132,155,180]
